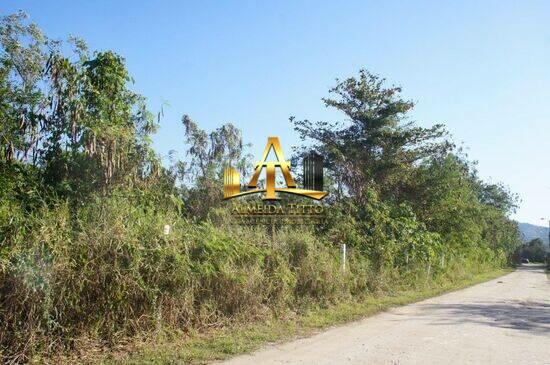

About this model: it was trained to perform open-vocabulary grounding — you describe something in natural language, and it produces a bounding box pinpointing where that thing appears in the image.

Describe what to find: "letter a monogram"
[223,137,327,201]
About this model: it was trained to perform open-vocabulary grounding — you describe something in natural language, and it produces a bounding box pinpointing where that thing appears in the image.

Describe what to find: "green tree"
[0,12,159,202]
[406,153,520,262]
[292,70,453,207]
[292,69,519,267]
[520,238,547,262]
[177,115,251,219]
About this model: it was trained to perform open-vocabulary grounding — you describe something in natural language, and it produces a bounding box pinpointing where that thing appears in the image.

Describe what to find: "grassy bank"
[1,14,523,364]
[94,267,512,365]
[1,194,514,363]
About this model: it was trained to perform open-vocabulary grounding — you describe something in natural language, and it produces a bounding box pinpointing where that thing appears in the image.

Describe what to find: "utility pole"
[542,218,550,248]
[541,218,550,267]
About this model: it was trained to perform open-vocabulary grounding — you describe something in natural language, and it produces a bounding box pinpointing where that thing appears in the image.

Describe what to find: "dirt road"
[221,264,550,365]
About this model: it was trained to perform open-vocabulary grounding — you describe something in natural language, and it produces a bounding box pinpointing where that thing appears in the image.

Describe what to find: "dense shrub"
[0,189,511,362]
[0,13,521,363]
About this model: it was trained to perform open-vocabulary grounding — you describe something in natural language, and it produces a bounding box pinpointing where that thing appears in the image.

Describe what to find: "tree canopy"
[0,13,522,362]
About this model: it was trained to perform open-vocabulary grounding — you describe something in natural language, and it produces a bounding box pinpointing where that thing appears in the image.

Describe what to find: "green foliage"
[0,12,159,201]
[293,70,453,204]
[176,116,251,219]
[292,70,521,267]
[0,194,355,360]
[519,238,547,262]
[0,14,522,363]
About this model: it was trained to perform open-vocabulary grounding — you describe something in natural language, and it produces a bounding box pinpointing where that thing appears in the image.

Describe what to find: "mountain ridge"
[517,222,549,247]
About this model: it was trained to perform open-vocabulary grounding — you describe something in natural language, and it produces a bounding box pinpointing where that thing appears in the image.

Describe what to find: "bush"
[0,189,513,362]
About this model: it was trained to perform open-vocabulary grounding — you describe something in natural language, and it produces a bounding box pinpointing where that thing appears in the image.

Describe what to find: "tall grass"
[0,193,505,363]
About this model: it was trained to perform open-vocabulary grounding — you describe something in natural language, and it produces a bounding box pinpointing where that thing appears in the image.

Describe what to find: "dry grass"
[95,268,512,364]
[1,194,513,364]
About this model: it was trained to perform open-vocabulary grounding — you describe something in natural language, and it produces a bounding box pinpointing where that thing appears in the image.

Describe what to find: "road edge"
[105,267,513,364]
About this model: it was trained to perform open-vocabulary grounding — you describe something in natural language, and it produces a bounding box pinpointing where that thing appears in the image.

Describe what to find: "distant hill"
[517,222,549,247]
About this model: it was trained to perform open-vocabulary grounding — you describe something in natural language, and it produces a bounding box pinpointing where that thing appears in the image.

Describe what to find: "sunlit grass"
[103,268,512,365]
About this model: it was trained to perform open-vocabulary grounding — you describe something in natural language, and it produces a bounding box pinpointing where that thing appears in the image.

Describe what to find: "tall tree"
[292,70,453,206]
[177,115,250,219]
[0,12,159,200]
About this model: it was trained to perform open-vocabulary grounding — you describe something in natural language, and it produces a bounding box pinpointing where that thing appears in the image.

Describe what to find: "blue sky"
[2,0,549,225]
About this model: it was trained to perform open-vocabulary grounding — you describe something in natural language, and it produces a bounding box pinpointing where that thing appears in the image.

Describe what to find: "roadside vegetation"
[105,268,512,364]
[0,13,521,363]
[518,238,547,263]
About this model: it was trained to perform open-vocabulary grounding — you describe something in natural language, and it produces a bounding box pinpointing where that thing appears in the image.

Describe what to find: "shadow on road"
[420,300,550,336]
[515,263,547,272]
[417,265,550,336]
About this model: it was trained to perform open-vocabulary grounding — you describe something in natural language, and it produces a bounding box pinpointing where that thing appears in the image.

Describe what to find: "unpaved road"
[221,264,550,365]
